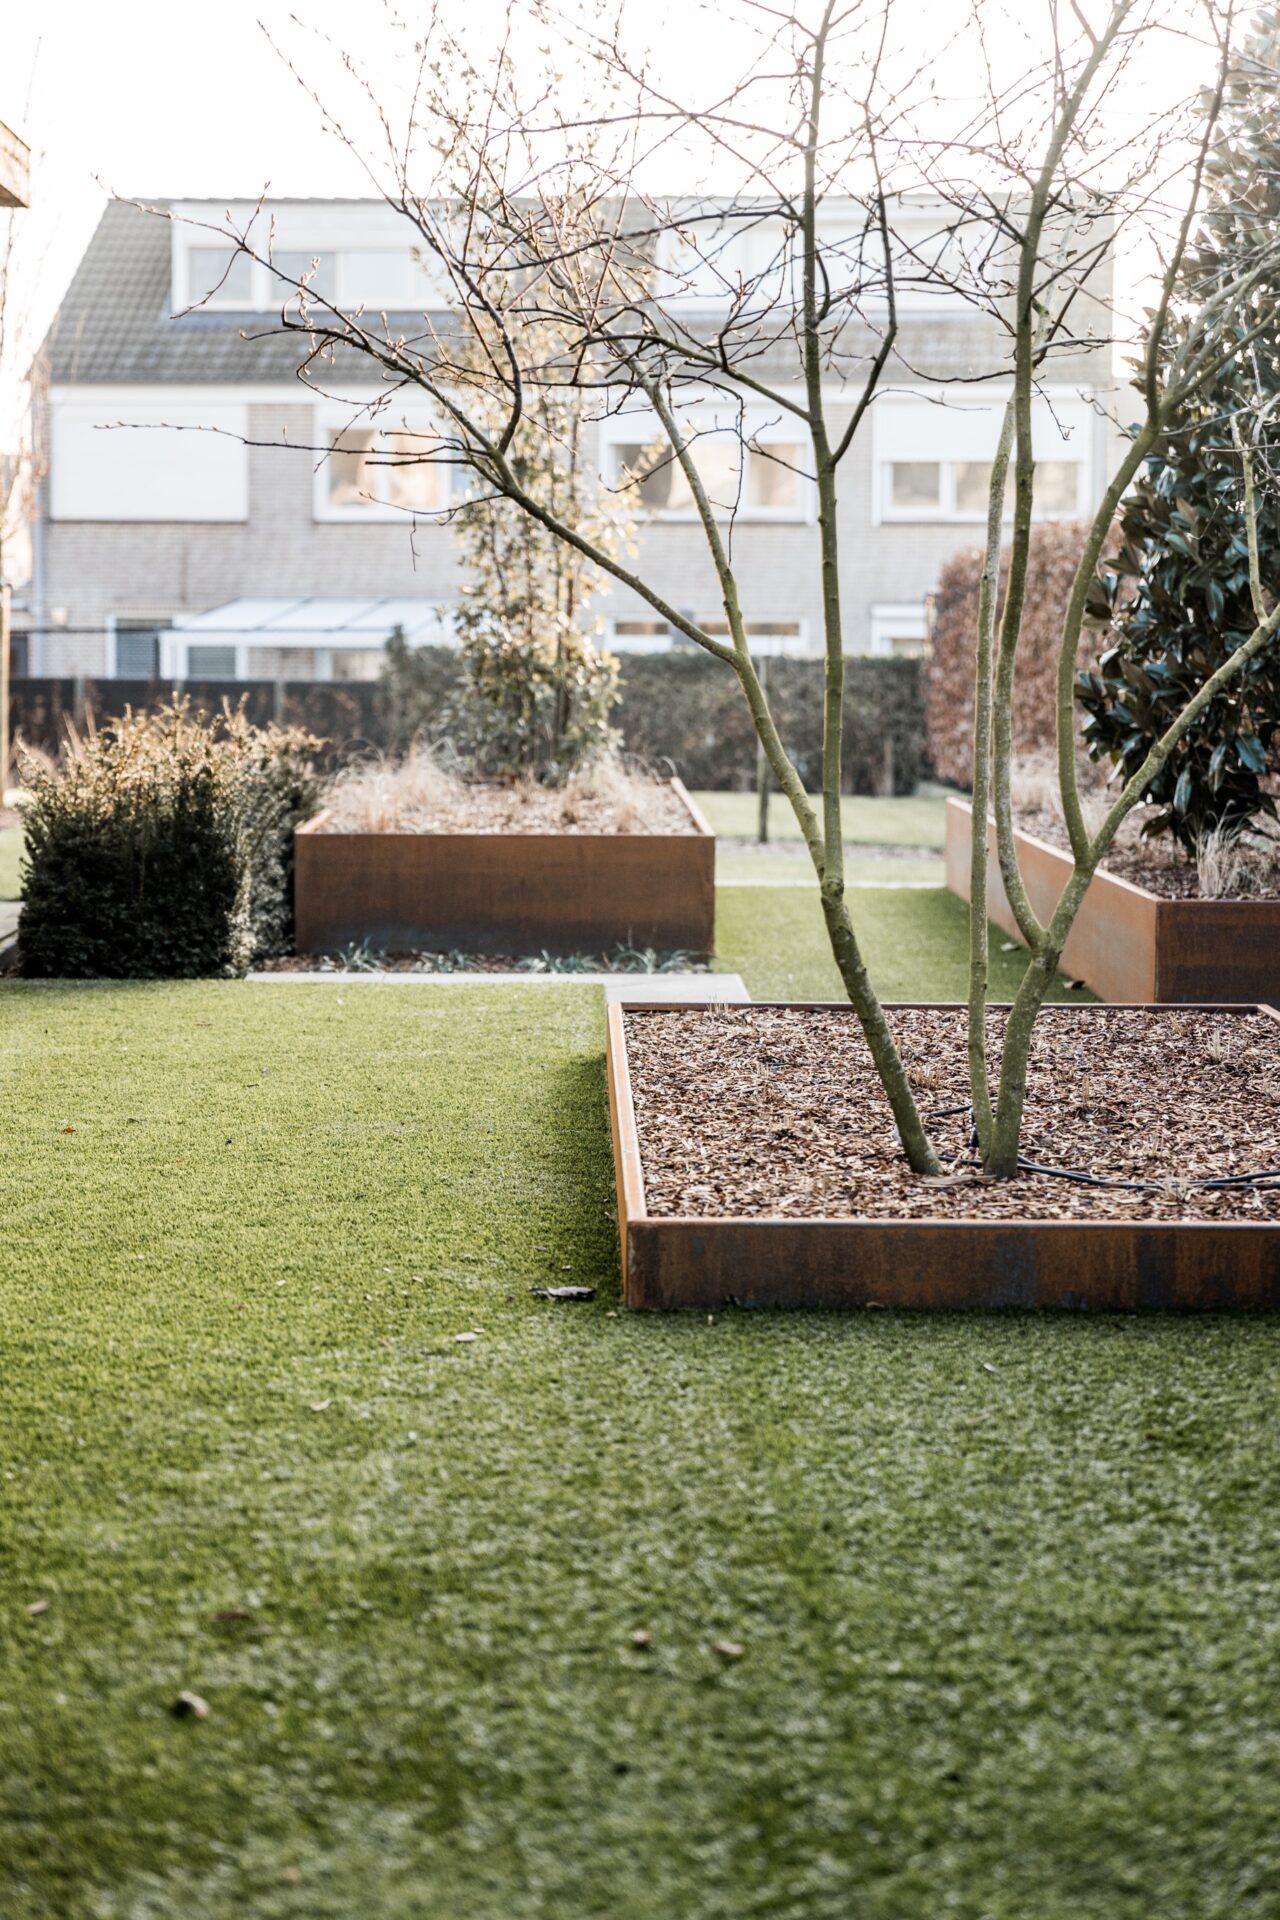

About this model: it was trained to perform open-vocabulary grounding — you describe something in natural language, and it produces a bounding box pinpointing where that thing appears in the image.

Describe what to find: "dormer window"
[273,251,337,303]
[188,245,254,309]
[175,231,441,314]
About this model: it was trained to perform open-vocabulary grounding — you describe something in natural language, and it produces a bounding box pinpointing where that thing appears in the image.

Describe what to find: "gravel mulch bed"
[1018,806,1280,901]
[624,1004,1280,1222]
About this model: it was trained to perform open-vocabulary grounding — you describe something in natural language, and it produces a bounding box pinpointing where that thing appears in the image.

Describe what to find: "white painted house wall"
[50,398,249,523]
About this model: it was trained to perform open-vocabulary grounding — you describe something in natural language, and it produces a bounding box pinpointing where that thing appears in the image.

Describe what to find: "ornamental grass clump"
[322,746,687,835]
[17,701,322,978]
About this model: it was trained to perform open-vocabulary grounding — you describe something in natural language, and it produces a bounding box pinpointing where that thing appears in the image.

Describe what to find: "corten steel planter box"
[945,796,1280,1005]
[607,1000,1280,1312]
[294,778,715,956]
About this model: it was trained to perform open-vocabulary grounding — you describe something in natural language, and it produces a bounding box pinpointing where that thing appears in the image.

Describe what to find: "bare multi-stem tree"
[186,0,1280,1179]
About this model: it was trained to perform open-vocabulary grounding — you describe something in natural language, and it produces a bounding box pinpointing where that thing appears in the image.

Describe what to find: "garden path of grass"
[692,787,949,848]
[3,979,1278,1920]
[716,883,1083,1003]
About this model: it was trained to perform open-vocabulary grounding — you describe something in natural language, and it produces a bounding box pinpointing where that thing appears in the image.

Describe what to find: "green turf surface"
[0,824,22,900]
[716,844,944,885]
[694,786,949,849]
[715,883,1085,1003]
[3,979,1275,1919]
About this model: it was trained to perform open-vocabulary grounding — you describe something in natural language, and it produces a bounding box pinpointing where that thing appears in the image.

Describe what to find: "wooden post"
[755,651,770,843]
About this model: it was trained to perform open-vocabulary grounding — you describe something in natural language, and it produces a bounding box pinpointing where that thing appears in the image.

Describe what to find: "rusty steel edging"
[607,999,1280,1311]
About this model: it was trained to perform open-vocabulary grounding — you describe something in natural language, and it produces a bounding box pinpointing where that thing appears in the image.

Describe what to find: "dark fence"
[9,651,926,794]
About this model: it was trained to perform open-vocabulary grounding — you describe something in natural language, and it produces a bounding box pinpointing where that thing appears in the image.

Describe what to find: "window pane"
[189,246,253,305]
[115,625,161,677]
[614,437,740,512]
[614,442,675,510]
[691,439,741,511]
[331,648,386,681]
[187,645,237,679]
[275,250,337,302]
[247,646,314,679]
[889,461,941,509]
[385,431,447,511]
[954,460,994,514]
[1036,460,1079,515]
[11,631,29,677]
[341,250,417,309]
[328,431,377,507]
[748,443,802,510]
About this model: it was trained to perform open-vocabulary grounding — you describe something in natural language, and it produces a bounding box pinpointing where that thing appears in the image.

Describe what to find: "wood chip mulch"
[623,1005,1280,1223]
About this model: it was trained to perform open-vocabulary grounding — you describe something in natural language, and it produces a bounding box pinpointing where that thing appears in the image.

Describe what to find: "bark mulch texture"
[624,1004,1280,1223]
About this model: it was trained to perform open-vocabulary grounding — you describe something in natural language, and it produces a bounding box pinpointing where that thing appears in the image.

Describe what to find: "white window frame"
[601,409,814,525]
[871,386,1094,527]
[868,603,929,658]
[879,454,1086,525]
[174,234,439,316]
[312,411,453,523]
[606,615,810,654]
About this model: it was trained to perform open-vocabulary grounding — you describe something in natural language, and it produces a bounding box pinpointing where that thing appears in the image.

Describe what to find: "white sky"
[0,0,1217,427]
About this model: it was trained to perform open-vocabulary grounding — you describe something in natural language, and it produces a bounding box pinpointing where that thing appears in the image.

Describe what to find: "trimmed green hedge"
[385,648,925,793]
[17,703,322,979]
[12,651,926,794]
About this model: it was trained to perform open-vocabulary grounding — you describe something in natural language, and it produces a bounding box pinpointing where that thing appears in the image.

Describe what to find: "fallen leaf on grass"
[630,1630,652,1649]
[25,1599,50,1617]
[712,1640,744,1661]
[170,1691,209,1720]
[453,1332,480,1344]
[60,1127,75,1135]
[530,1286,596,1302]
[210,1609,267,1635]
[309,1400,332,1413]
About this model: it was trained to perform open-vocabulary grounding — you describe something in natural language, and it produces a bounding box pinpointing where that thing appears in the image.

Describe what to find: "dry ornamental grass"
[320,751,695,836]
[624,1004,1280,1223]
[1009,752,1280,900]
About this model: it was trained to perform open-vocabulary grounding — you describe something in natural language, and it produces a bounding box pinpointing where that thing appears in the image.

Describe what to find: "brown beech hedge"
[925,521,1101,788]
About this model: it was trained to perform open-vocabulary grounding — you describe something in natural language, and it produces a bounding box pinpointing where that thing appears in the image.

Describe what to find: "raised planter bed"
[294,778,714,957]
[945,797,1280,1004]
[607,1000,1280,1311]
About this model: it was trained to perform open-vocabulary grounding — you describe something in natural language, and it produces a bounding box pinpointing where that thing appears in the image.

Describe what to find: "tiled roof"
[46,200,441,386]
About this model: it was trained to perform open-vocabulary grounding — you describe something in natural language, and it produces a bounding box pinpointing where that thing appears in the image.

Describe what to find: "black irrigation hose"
[919,1095,1280,1193]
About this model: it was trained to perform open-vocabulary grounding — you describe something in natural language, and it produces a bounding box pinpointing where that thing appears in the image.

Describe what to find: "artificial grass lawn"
[715,883,1086,1003]
[715,843,943,885]
[0,824,22,901]
[3,983,1278,1919]
[693,786,949,848]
